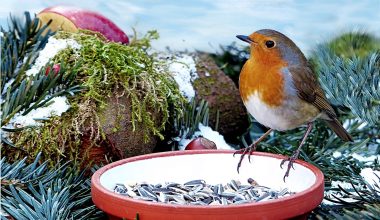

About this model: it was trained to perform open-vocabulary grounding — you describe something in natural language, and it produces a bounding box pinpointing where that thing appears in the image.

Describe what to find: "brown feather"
[325,118,353,142]
[288,65,353,142]
[288,65,336,116]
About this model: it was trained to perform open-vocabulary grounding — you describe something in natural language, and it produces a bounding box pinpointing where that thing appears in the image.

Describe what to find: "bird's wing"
[288,65,353,142]
[288,65,337,119]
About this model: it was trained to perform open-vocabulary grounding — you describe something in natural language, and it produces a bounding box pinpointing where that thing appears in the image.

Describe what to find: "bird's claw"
[234,145,256,173]
[280,151,300,182]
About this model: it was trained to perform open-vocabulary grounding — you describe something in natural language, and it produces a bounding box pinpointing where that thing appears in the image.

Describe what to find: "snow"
[332,151,342,158]
[1,78,15,95]
[351,153,380,162]
[323,167,380,206]
[5,96,70,128]
[322,180,359,205]
[195,123,233,150]
[167,54,198,101]
[332,151,379,162]
[323,168,380,205]
[360,168,380,188]
[331,180,352,189]
[178,123,233,150]
[25,37,81,76]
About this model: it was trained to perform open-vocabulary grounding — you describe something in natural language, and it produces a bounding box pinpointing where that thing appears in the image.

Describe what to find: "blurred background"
[1,0,380,53]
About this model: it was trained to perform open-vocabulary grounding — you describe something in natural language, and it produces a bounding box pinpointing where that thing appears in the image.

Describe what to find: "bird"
[235,29,353,180]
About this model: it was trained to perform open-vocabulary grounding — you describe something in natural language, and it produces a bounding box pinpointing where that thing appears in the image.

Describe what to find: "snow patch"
[351,153,380,162]
[332,151,342,158]
[323,180,359,205]
[195,123,233,150]
[5,96,70,128]
[360,168,380,188]
[1,78,15,95]
[25,37,81,76]
[178,123,233,150]
[323,169,380,206]
[167,54,198,101]
[331,180,352,189]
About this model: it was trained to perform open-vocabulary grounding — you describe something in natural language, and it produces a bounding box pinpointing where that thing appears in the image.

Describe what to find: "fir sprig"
[1,12,83,148]
[0,153,105,220]
[1,12,53,86]
[313,45,380,126]
[1,63,82,127]
[169,98,210,150]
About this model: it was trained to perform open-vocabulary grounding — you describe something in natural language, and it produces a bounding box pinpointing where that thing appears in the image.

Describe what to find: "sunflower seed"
[113,178,294,206]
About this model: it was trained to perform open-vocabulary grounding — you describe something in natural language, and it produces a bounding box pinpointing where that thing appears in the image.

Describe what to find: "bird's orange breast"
[239,52,287,107]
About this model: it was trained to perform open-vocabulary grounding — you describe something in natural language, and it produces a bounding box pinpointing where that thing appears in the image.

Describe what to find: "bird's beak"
[236,35,253,44]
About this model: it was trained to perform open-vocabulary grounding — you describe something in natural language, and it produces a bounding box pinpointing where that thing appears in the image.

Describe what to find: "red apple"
[38,6,129,44]
[185,137,217,150]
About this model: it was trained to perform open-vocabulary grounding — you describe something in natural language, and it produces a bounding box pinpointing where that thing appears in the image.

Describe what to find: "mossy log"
[194,52,249,143]
[98,89,158,159]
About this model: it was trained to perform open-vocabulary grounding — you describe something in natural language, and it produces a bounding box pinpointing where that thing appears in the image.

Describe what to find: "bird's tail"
[324,118,353,142]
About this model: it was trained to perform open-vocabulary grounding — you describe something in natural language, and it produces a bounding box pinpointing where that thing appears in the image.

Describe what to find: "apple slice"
[38,6,129,44]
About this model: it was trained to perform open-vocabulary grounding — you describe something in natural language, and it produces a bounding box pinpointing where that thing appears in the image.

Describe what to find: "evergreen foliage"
[169,98,211,150]
[1,153,105,219]
[1,12,52,79]
[1,13,83,147]
[314,46,380,126]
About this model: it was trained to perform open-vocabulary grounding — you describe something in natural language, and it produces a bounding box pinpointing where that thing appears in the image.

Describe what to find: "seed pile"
[114,179,294,205]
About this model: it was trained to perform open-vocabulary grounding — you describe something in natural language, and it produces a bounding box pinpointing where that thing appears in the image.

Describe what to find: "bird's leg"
[234,128,273,173]
[281,122,313,181]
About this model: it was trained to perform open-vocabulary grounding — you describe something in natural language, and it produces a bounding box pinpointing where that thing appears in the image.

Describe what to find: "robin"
[235,29,353,180]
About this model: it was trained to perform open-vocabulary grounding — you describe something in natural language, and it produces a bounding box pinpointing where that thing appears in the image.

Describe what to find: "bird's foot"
[280,150,300,182]
[233,144,257,173]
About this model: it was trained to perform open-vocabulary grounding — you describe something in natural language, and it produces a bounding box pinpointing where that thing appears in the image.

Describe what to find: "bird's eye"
[265,40,275,48]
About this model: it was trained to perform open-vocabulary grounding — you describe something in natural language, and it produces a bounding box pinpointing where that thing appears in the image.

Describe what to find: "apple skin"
[38,6,129,44]
[185,137,217,150]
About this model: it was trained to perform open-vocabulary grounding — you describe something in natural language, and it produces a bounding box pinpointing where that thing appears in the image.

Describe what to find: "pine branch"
[313,45,380,126]
[0,153,105,220]
[1,12,84,146]
[1,63,82,127]
[1,12,53,87]
[169,98,210,148]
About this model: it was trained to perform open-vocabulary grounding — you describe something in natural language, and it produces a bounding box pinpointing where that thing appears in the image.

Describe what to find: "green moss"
[54,30,185,141]
[7,96,101,167]
[6,30,186,166]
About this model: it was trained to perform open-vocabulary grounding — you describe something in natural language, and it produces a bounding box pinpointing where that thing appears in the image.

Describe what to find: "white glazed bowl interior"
[100,153,316,193]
